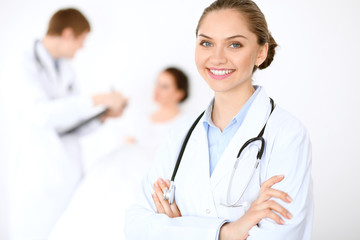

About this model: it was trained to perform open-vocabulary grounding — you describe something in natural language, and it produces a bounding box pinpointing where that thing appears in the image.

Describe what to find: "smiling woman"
[125,0,314,239]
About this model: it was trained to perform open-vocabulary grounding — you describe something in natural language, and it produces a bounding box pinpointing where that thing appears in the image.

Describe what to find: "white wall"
[0,0,359,239]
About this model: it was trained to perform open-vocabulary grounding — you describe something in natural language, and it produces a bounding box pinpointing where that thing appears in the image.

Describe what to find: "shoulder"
[6,44,37,76]
[167,112,202,142]
[267,104,309,140]
[153,112,202,161]
[264,104,312,161]
[1,45,37,89]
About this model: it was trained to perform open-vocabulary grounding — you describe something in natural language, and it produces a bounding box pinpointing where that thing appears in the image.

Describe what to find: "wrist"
[219,218,251,240]
[219,222,230,240]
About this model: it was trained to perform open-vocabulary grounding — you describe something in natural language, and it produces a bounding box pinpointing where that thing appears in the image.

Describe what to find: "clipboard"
[58,107,107,136]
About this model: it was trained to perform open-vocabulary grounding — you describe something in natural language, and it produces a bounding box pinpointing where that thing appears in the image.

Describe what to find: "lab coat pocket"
[216,204,246,222]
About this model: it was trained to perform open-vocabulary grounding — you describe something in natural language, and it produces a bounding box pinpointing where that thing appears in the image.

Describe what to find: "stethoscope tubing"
[164,97,275,206]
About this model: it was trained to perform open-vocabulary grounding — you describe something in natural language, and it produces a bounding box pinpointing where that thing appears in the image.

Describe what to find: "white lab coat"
[125,87,313,240]
[1,40,99,240]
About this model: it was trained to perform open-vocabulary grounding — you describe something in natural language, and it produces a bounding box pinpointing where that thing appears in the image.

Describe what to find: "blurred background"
[0,0,359,239]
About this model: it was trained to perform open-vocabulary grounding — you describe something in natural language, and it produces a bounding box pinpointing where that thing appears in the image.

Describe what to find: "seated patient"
[124,66,190,157]
[48,67,190,240]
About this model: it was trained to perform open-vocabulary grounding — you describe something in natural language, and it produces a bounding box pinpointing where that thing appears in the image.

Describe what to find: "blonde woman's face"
[195,9,267,93]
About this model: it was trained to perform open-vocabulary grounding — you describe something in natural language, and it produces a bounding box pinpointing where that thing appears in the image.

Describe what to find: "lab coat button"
[205,209,211,214]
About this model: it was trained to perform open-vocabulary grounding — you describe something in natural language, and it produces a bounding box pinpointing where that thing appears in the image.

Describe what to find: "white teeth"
[210,69,234,75]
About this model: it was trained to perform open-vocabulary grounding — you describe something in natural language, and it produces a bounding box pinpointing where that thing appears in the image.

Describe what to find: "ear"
[176,90,185,103]
[61,27,75,39]
[255,43,269,67]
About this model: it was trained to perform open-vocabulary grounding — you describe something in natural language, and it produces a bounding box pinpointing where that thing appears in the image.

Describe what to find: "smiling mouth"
[207,68,235,80]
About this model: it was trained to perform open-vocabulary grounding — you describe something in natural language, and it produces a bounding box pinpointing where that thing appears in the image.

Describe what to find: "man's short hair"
[46,8,91,37]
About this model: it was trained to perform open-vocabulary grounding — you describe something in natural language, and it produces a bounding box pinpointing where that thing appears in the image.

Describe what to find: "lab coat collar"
[34,40,59,83]
[207,87,272,190]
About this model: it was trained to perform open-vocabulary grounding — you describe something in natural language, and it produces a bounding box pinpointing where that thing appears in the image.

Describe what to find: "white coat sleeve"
[248,116,314,240]
[125,130,226,240]
[12,60,96,130]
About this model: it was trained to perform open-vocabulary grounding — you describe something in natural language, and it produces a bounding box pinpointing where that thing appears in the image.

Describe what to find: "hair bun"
[259,33,277,70]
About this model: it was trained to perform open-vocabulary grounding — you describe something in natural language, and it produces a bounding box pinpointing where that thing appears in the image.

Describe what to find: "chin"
[205,78,231,92]
[208,80,249,94]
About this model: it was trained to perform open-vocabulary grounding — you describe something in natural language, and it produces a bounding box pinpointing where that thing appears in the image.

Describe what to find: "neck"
[212,82,255,131]
[42,35,62,59]
[151,103,180,123]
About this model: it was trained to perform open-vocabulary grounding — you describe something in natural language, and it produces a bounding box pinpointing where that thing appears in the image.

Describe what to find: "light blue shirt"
[203,86,260,176]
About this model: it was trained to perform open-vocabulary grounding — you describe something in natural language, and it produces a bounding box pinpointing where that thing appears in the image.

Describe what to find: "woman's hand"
[220,175,293,240]
[152,178,182,218]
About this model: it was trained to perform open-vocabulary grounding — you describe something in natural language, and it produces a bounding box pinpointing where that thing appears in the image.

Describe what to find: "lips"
[207,68,235,80]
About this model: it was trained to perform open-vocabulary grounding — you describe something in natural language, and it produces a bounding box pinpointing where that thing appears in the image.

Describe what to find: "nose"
[210,47,227,66]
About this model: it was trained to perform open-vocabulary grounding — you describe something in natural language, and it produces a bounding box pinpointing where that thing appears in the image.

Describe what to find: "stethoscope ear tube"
[170,111,205,182]
[165,112,204,205]
[34,40,43,68]
[236,136,264,159]
[256,138,265,159]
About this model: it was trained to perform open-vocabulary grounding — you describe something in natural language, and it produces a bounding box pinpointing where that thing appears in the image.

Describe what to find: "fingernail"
[159,178,164,184]
[287,212,293,219]
[278,175,284,179]
[280,219,285,225]
[154,183,158,189]
[287,195,293,202]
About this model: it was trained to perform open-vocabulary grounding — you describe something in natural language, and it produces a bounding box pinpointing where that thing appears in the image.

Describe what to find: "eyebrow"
[198,34,248,40]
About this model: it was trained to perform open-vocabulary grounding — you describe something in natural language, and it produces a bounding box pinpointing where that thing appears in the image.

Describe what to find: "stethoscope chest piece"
[163,181,176,205]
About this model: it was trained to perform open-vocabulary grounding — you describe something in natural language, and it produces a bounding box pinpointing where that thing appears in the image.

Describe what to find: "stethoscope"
[163,98,275,207]
[34,40,46,70]
[33,40,73,92]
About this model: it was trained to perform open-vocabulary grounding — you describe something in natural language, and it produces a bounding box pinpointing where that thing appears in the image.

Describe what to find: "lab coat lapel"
[188,114,211,181]
[209,88,272,190]
[36,41,61,98]
[175,114,214,213]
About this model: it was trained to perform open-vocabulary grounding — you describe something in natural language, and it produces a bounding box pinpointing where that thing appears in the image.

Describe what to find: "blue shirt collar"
[203,85,261,130]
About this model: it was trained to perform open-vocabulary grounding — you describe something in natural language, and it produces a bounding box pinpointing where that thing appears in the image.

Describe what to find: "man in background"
[1,8,126,239]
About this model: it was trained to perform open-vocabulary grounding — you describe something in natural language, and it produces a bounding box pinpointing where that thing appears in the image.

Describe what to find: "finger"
[263,209,286,225]
[152,193,165,214]
[157,178,169,194]
[158,179,179,217]
[164,179,181,216]
[154,181,172,214]
[99,115,107,123]
[170,201,182,217]
[261,175,284,189]
[165,179,171,188]
[258,188,292,203]
[265,200,292,220]
[122,98,128,108]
